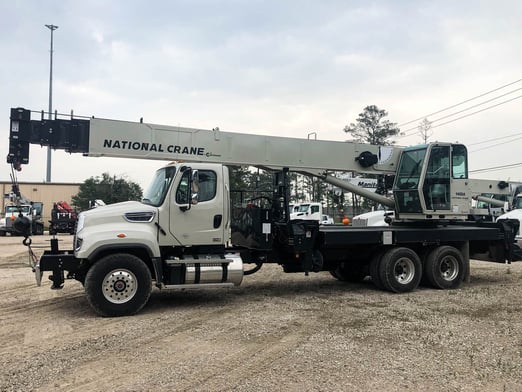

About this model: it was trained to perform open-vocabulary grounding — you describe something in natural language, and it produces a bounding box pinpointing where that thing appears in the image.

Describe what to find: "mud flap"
[34,264,43,286]
[498,218,522,262]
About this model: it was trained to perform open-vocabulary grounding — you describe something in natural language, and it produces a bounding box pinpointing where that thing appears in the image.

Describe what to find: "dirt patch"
[1,235,522,391]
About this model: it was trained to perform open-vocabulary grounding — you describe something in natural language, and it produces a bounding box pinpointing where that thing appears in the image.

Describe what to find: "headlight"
[76,213,86,233]
[75,236,83,252]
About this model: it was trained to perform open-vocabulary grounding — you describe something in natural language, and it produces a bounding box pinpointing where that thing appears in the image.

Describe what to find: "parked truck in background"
[496,185,522,244]
[48,201,77,235]
[7,107,522,316]
[0,199,44,237]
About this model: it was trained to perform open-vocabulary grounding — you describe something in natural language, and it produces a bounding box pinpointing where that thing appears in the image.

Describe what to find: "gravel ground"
[1,235,522,391]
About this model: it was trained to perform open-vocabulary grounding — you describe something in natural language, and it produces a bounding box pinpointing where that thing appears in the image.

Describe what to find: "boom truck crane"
[0,165,44,237]
[7,107,522,316]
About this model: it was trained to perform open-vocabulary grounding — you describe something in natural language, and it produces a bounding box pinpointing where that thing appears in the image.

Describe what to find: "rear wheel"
[379,247,422,293]
[85,253,152,317]
[424,246,464,289]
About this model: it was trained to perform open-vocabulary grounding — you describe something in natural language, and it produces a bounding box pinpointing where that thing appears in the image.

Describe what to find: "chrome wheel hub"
[102,269,138,304]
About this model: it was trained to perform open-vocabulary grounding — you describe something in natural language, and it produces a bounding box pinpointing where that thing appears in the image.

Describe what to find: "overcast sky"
[1,0,521,190]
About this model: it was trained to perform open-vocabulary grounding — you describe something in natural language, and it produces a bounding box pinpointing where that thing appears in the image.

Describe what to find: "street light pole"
[45,24,58,183]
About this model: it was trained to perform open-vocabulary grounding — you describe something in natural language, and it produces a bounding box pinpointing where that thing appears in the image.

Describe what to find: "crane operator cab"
[393,143,470,220]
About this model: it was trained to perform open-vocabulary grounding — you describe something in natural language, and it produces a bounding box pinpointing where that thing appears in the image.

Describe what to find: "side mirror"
[179,167,199,211]
[191,169,199,206]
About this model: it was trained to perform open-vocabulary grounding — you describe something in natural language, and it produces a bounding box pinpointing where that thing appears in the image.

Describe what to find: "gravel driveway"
[1,235,522,391]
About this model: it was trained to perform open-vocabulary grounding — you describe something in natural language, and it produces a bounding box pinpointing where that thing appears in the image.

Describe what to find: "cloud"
[1,0,521,189]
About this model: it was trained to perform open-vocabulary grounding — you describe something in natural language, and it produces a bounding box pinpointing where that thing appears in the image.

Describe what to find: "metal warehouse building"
[1,182,81,229]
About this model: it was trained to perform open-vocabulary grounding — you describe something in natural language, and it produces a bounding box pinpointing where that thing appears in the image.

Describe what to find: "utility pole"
[45,24,58,183]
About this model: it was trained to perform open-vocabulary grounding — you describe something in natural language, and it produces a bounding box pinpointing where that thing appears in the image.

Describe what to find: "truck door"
[169,167,226,246]
[422,145,451,211]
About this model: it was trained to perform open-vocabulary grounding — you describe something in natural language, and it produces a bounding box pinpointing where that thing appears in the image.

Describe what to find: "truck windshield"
[142,166,176,207]
[5,205,30,214]
[297,204,310,212]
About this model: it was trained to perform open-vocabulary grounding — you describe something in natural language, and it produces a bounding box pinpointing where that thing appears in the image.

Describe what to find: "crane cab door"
[422,145,451,211]
[169,166,227,246]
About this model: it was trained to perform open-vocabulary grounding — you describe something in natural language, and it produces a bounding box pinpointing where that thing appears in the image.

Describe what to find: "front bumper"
[36,250,81,289]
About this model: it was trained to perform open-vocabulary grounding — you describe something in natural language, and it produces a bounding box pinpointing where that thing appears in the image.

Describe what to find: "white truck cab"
[75,162,229,259]
[290,202,323,221]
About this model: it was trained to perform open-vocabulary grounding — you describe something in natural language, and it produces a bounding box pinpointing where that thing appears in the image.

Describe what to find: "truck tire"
[379,247,422,293]
[330,261,366,282]
[34,223,44,235]
[369,250,386,290]
[424,246,464,289]
[0,230,5,237]
[84,253,152,317]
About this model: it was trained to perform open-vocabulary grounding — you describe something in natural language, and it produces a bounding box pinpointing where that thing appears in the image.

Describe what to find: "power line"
[467,131,522,146]
[398,77,522,127]
[430,95,522,129]
[400,87,522,135]
[470,162,522,174]
[469,135,522,153]
[399,94,522,137]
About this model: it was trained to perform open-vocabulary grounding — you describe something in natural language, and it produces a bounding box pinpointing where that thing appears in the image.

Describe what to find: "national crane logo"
[103,139,205,156]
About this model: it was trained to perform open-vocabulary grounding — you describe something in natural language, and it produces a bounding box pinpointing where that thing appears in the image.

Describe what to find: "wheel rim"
[102,269,138,304]
[394,257,415,285]
[439,255,459,281]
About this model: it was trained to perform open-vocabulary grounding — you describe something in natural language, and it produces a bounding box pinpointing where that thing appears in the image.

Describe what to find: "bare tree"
[418,118,433,143]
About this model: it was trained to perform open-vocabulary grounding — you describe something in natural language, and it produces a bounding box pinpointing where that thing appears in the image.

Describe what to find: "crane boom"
[7,107,512,220]
[8,108,401,175]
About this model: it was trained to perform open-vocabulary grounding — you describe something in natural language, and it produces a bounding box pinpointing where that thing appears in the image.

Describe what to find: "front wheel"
[84,253,152,317]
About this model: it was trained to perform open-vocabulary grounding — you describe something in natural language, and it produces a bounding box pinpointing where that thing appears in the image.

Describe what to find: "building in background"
[0,182,80,228]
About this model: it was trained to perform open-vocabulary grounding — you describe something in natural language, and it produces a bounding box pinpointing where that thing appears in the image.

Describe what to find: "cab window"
[176,169,217,204]
[197,171,217,202]
[452,144,468,179]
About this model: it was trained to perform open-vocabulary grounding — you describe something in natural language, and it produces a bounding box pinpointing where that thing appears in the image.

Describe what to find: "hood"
[82,200,154,217]
[497,209,522,221]
[79,201,157,229]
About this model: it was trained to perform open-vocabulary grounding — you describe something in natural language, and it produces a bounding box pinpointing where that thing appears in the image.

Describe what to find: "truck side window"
[197,170,217,202]
[176,170,217,204]
[452,144,468,179]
